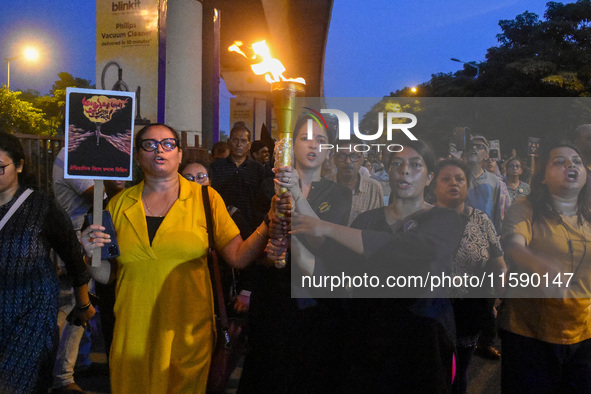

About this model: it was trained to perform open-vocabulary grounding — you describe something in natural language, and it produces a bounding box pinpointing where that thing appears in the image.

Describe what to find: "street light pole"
[4,56,19,90]
[5,47,39,90]
[450,57,479,79]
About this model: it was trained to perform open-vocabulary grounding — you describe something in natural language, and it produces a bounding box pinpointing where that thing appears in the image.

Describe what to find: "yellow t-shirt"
[500,199,591,345]
[106,175,240,393]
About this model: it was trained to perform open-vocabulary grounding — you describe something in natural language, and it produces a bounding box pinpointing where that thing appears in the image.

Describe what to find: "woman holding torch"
[238,115,352,393]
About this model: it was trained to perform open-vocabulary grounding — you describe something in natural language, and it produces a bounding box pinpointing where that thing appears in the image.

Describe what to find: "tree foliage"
[11,72,95,135]
[366,0,591,158]
[0,87,51,135]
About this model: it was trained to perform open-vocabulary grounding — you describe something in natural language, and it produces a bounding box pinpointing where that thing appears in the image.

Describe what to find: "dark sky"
[0,1,548,121]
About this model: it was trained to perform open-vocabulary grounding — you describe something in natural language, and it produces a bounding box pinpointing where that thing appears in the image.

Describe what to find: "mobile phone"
[451,127,468,152]
[84,210,120,259]
[489,149,499,160]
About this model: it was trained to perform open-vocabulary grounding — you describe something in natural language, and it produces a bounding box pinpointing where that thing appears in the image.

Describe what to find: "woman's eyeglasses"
[140,138,179,152]
[183,173,208,182]
[0,162,13,175]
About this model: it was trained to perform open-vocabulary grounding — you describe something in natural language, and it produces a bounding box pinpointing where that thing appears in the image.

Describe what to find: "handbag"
[202,186,247,393]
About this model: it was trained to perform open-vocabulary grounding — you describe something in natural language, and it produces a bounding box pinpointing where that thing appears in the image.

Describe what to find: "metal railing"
[15,131,210,196]
[14,133,64,196]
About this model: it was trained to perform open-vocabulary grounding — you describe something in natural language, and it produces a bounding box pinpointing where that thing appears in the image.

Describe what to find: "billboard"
[96,0,160,126]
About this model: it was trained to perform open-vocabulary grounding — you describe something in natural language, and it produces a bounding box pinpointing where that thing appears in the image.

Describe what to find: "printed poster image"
[528,137,541,157]
[65,87,135,180]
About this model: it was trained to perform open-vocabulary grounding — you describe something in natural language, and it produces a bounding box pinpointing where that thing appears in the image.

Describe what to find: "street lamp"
[4,46,40,90]
[450,57,479,79]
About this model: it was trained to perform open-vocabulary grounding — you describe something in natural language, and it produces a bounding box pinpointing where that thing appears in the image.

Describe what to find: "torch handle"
[268,80,305,269]
[270,136,292,269]
[272,183,289,269]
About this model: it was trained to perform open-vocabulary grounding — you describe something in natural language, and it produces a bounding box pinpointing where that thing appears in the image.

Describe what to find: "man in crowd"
[211,141,230,161]
[51,147,94,393]
[250,140,270,166]
[465,135,503,361]
[466,136,502,234]
[250,140,274,177]
[334,137,384,224]
[209,122,270,235]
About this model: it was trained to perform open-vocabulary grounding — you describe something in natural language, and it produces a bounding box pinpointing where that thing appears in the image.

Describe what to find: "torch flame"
[229,40,305,85]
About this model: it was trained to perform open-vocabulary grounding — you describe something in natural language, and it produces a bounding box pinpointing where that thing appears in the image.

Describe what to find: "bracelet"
[77,301,92,311]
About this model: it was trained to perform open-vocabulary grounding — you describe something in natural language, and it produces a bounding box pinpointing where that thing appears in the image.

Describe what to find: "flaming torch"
[229,40,305,268]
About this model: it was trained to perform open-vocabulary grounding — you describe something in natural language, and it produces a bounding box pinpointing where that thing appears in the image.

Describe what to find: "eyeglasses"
[507,164,521,169]
[140,138,179,152]
[0,162,13,175]
[183,173,208,182]
[335,153,362,163]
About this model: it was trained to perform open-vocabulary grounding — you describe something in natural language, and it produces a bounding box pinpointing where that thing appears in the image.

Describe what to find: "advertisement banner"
[96,0,160,126]
[230,97,254,132]
[64,87,135,180]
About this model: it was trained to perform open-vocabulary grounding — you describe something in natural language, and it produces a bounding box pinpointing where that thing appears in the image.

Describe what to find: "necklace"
[143,186,178,217]
[559,217,588,274]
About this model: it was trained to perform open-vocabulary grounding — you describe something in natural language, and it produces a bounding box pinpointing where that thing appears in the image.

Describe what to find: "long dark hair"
[0,131,36,188]
[527,142,591,225]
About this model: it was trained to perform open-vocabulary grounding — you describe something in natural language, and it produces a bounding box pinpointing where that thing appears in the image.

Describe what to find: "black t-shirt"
[209,156,271,235]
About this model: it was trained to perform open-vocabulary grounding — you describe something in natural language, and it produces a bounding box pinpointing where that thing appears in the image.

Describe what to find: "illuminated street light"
[450,57,479,79]
[23,46,40,62]
[4,46,41,90]
[410,87,417,93]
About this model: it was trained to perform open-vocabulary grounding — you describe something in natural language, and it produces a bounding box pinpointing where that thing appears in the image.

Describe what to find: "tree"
[21,73,96,135]
[371,1,591,157]
[1,73,95,135]
[50,72,93,95]
[0,87,51,135]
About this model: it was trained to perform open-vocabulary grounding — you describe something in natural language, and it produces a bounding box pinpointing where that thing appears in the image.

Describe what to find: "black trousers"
[501,330,591,394]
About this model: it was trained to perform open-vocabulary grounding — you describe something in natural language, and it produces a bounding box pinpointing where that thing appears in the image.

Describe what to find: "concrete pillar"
[165,0,202,145]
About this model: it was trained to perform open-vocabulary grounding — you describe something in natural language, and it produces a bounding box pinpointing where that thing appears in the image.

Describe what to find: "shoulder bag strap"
[202,185,229,331]
[0,188,33,232]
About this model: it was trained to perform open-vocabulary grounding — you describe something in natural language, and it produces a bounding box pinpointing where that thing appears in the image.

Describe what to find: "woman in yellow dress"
[81,123,281,393]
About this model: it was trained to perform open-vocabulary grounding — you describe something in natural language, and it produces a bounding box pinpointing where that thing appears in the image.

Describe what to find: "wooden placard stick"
[91,180,104,267]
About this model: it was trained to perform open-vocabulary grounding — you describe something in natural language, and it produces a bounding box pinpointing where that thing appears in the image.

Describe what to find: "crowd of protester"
[1,119,591,394]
